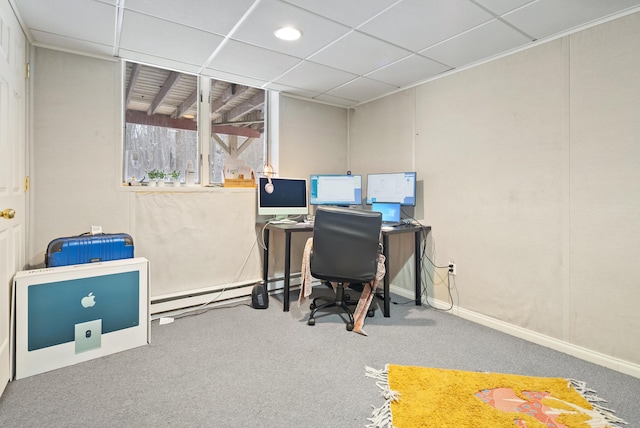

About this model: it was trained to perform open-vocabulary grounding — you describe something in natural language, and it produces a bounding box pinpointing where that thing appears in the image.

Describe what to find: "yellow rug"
[365,365,627,428]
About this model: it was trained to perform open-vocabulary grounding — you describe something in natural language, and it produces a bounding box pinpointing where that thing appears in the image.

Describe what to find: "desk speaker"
[251,281,269,309]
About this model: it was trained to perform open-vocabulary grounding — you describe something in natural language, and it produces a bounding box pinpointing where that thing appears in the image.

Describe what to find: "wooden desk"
[262,222,429,317]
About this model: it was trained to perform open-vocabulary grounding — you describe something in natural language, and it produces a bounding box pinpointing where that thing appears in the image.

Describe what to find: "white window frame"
[120,61,271,189]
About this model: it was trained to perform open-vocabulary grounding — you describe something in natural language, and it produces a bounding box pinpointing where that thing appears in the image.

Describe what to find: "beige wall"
[266,95,350,280]
[30,50,131,266]
[278,95,349,179]
[350,12,640,370]
[568,14,640,359]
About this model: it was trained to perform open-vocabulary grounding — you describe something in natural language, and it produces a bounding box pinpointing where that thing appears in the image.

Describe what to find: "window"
[208,79,265,184]
[123,63,199,184]
[123,62,266,186]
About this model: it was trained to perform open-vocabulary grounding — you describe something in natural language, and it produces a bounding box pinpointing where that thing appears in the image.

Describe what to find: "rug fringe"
[365,365,400,428]
[567,378,628,426]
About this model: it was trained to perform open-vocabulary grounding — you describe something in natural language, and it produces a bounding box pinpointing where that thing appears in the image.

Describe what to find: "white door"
[0,0,27,395]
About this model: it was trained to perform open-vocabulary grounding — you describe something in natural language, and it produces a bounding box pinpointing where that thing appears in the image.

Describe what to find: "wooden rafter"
[173,89,197,119]
[148,71,180,115]
[126,110,261,138]
[127,110,196,130]
[224,91,264,122]
[124,63,264,137]
[211,83,252,113]
[211,133,256,157]
[211,125,260,138]
[125,63,141,106]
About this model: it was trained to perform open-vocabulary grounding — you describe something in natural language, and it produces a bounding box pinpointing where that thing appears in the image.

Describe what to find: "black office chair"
[307,206,382,331]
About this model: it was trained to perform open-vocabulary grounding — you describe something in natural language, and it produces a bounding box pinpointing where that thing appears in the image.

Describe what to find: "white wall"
[350,12,640,370]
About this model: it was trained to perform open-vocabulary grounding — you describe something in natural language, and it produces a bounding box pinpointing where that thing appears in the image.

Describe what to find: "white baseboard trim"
[390,285,640,379]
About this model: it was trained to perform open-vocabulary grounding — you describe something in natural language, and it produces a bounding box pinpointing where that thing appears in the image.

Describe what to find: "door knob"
[2,209,15,219]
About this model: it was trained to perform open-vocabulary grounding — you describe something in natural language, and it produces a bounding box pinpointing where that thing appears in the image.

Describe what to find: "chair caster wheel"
[345,293,351,301]
[346,322,354,331]
[308,318,315,326]
[367,309,375,318]
[310,303,316,310]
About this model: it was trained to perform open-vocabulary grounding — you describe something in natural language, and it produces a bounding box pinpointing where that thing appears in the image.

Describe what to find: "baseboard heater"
[150,274,303,315]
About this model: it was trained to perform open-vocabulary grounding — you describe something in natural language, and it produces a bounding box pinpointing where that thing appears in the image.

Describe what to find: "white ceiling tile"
[264,82,322,99]
[12,0,640,105]
[366,55,451,87]
[473,0,534,15]
[503,0,640,39]
[420,20,531,68]
[312,93,358,107]
[119,11,224,66]
[282,0,399,27]
[309,31,410,75]
[119,50,203,75]
[359,0,494,51]
[327,77,397,103]
[208,39,302,82]
[124,0,255,35]
[274,61,358,93]
[30,30,114,57]
[231,0,350,59]
[16,0,115,46]
[201,68,269,88]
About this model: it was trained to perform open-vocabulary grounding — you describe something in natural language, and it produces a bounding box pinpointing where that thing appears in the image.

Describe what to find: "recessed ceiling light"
[274,27,302,41]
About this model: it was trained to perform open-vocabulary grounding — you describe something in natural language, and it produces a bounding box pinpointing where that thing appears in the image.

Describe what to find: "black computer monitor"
[257,177,308,220]
[366,172,417,206]
[309,174,362,206]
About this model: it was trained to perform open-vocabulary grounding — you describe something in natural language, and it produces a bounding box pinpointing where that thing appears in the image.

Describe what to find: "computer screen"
[309,174,362,206]
[366,172,417,206]
[372,202,401,223]
[258,177,308,218]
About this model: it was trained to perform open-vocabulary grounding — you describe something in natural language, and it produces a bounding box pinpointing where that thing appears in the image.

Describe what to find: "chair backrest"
[310,206,382,284]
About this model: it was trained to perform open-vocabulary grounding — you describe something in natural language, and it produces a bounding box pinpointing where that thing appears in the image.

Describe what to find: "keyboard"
[382,222,402,228]
[269,219,298,225]
[288,221,314,228]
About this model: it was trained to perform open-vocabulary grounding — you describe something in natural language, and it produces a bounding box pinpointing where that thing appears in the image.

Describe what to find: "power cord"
[399,208,455,311]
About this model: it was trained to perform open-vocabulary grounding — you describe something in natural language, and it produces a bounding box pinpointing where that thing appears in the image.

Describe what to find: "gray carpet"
[1,289,638,427]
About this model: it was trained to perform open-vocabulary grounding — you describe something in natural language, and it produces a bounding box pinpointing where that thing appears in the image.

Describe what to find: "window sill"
[118,184,256,193]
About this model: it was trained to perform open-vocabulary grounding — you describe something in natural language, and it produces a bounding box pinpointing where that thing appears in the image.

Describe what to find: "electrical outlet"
[448,261,456,276]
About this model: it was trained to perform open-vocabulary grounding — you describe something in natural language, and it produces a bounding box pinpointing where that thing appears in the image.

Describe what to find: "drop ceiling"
[10,0,640,107]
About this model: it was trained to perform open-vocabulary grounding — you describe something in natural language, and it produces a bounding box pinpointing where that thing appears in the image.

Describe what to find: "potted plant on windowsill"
[146,169,166,187]
[145,169,158,186]
[170,170,181,186]
[156,170,166,187]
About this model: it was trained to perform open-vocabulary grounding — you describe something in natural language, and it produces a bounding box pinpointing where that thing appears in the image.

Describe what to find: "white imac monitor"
[257,177,308,220]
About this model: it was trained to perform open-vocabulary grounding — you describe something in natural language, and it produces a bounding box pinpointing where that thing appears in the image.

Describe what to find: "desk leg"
[283,231,292,312]
[382,233,390,317]
[414,229,422,306]
[263,229,270,285]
